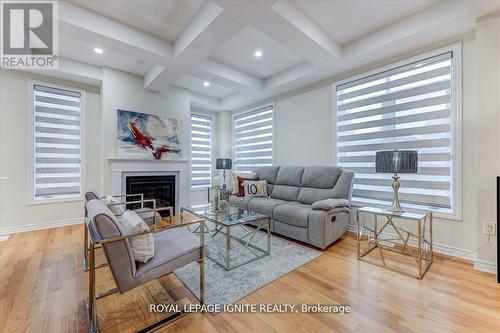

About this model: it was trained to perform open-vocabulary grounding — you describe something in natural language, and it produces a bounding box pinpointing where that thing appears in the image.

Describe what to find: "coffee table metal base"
[181,207,271,271]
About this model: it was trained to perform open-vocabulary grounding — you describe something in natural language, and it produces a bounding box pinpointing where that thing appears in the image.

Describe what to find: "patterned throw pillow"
[243,180,268,197]
[231,171,257,195]
[103,194,125,216]
[237,176,257,197]
[117,210,155,263]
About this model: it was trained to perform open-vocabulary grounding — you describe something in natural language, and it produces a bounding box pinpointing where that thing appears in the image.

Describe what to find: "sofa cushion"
[273,202,311,228]
[255,166,280,184]
[271,184,300,201]
[247,197,287,217]
[298,170,355,204]
[255,166,280,194]
[229,195,254,210]
[301,166,343,189]
[297,187,336,205]
[275,166,304,186]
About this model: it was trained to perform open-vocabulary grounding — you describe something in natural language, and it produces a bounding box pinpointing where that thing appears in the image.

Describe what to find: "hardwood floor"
[1,221,499,333]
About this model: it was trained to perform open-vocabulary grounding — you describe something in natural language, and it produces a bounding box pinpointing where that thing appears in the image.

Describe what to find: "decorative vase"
[220,187,230,201]
[218,200,229,213]
[210,185,221,211]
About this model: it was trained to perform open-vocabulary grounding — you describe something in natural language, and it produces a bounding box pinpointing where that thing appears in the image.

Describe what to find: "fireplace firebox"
[125,175,175,217]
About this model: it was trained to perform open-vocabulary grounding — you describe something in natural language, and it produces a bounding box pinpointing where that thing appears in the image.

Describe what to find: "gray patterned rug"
[173,223,322,313]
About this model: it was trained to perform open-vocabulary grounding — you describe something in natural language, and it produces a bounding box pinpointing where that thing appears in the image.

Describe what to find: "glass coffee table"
[180,204,271,270]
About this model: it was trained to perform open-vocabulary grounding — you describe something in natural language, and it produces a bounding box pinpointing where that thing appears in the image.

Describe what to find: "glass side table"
[356,206,433,279]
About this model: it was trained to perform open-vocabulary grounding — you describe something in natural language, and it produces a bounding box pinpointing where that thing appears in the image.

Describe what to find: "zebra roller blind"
[33,84,82,200]
[234,105,274,172]
[191,113,212,187]
[336,52,456,214]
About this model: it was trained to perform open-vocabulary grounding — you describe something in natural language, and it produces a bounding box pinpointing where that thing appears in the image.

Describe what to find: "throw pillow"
[231,171,257,195]
[243,180,268,197]
[237,176,257,196]
[117,210,155,263]
[103,195,125,216]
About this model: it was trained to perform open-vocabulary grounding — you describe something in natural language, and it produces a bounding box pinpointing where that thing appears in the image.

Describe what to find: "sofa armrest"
[312,198,350,211]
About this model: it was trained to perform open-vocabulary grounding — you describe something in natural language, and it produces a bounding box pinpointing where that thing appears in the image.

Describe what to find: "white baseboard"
[347,224,497,274]
[0,217,83,236]
[0,235,9,241]
[474,259,497,274]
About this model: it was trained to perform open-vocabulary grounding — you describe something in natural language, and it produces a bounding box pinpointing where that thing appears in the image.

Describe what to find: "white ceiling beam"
[271,0,341,58]
[59,2,173,60]
[23,57,102,86]
[144,65,166,89]
[248,8,336,68]
[343,0,470,57]
[144,0,275,91]
[190,92,222,110]
[174,2,224,57]
[264,62,315,90]
[193,59,263,91]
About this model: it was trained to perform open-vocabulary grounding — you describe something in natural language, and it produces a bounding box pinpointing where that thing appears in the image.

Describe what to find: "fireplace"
[125,175,175,217]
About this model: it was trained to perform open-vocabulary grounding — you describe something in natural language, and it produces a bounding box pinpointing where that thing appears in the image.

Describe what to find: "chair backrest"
[86,199,137,292]
[85,189,100,202]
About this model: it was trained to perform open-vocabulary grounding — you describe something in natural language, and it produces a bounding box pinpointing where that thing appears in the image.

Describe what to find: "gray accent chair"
[85,199,206,333]
[83,189,168,271]
[229,166,354,249]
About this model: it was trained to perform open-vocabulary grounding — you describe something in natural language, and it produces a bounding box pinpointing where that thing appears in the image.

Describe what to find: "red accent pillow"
[237,176,258,197]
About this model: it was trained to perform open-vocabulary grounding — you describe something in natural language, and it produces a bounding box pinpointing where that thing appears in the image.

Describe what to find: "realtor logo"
[1,1,58,68]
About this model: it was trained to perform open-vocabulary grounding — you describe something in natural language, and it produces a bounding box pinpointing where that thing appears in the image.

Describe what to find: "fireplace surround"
[125,175,175,216]
[109,158,189,217]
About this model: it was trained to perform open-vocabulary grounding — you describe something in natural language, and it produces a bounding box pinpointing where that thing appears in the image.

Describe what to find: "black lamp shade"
[216,158,232,170]
[376,150,418,174]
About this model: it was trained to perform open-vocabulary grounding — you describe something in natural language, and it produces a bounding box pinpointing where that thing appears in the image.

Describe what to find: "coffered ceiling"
[35,0,500,110]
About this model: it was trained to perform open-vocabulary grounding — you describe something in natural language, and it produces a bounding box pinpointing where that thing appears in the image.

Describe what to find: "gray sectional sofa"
[229,166,354,249]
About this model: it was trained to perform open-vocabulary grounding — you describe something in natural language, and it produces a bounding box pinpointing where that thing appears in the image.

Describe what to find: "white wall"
[474,15,500,265]
[100,67,191,194]
[274,86,333,166]
[0,70,101,233]
[225,27,498,270]
[0,67,194,233]
[261,40,477,256]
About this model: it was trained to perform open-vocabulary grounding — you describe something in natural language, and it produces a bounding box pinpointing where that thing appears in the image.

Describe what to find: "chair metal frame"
[83,193,173,271]
[86,215,205,333]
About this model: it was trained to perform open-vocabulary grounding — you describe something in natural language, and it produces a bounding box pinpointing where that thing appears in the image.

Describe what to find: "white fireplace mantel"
[108,157,190,214]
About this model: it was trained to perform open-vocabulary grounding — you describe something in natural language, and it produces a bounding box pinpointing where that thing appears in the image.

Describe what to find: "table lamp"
[216,158,232,189]
[375,150,418,213]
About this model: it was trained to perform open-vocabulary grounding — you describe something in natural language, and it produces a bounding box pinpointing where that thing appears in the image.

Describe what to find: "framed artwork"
[117,109,183,160]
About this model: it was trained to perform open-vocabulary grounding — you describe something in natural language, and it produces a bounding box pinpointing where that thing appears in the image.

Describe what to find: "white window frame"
[27,80,86,204]
[190,113,213,189]
[233,103,276,171]
[332,43,462,220]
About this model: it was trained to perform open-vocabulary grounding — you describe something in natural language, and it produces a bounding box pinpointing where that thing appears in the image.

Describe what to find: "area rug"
[173,223,322,313]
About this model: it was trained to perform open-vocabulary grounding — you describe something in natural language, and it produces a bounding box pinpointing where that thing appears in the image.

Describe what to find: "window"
[30,83,84,201]
[234,105,274,172]
[191,113,212,188]
[335,47,460,216]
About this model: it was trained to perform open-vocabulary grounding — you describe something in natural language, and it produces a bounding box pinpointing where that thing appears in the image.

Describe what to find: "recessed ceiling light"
[254,50,263,57]
[94,47,103,54]
[203,81,210,87]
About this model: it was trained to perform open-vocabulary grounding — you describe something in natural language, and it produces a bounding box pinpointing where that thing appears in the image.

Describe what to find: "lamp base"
[386,173,404,213]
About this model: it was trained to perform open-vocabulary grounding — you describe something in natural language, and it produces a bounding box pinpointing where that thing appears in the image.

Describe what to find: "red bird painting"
[117,110,182,160]
[128,121,154,150]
